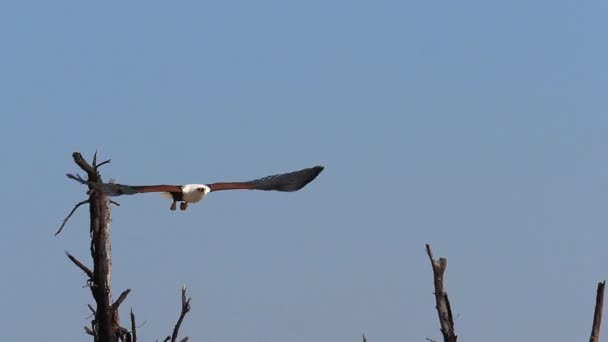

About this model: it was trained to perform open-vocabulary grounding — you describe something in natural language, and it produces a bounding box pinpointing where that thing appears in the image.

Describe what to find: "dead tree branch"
[130,309,137,342]
[97,159,111,168]
[590,281,606,342]
[85,326,95,336]
[425,244,457,342]
[113,289,132,310]
[74,152,97,176]
[66,251,94,279]
[64,152,193,341]
[164,286,192,342]
[55,199,90,236]
[64,152,116,341]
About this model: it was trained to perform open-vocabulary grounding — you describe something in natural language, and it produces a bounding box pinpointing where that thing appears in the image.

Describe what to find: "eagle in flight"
[69,165,324,211]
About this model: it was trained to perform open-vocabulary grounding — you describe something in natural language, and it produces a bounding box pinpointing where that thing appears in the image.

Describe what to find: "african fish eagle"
[68,165,324,211]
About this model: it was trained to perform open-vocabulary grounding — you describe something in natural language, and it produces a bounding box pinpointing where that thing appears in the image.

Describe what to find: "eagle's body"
[72,166,323,211]
[159,184,211,210]
[181,184,211,203]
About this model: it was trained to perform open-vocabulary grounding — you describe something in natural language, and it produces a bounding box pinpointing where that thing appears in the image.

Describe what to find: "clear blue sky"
[1,1,607,341]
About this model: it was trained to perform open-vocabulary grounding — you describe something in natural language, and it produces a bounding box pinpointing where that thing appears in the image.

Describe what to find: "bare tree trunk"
[60,152,192,341]
[590,281,606,342]
[425,244,457,342]
[74,152,116,341]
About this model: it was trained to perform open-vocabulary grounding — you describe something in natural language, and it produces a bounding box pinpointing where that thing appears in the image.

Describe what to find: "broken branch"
[113,289,132,310]
[131,308,137,342]
[96,159,111,168]
[84,326,95,336]
[73,152,97,179]
[65,251,93,279]
[590,281,606,342]
[168,286,191,342]
[55,199,89,236]
[425,244,457,342]
[66,173,88,185]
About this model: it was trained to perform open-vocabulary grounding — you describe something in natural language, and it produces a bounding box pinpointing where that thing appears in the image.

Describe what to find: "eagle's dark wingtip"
[289,165,324,191]
[250,165,325,192]
[310,165,324,180]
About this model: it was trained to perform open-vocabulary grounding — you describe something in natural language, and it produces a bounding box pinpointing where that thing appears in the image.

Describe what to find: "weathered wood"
[66,251,93,279]
[56,199,90,236]
[170,286,192,342]
[65,152,191,341]
[425,244,457,342]
[590,281,606,342]
[73,152,115,341]
[130,309,137,342]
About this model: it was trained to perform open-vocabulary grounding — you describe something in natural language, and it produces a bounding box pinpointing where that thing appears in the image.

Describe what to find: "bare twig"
[168,286,192,342]
[73,152,97,178]
[179,338,189,342]
[66,251,93,279]
[84,326,95,336]
[590,281,606,342]
[116,326,129,342]
[96,159,111,168]
[131,308,137,342]
[110,200,121,206]
[55,199,90,236]
[425,244,457,342]
[426,338,439,342]
[113,289,132,310]
[66,173,88,185]
[86,304,97,319]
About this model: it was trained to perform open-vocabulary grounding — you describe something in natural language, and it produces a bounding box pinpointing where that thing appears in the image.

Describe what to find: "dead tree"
[425,244,457,342]
[590,281,606,342]
[58,152,192,342]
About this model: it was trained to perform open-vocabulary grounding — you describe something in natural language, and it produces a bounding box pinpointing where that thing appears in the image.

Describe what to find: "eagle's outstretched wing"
[208,165,324,192]
[66,174,182,196]
[67,165,324,196]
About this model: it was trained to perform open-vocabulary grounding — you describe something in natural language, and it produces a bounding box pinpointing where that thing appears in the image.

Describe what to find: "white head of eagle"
[181,184,211,203]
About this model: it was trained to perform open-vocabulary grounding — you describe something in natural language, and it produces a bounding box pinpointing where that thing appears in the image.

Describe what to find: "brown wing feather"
[129,185,183,193]
[86,182,182,197]
[208,182,256,192]
[66,174,183,196]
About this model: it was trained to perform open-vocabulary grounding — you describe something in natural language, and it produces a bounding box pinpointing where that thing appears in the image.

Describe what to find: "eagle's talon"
[180,202,188,211]
[170,202,177,211]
